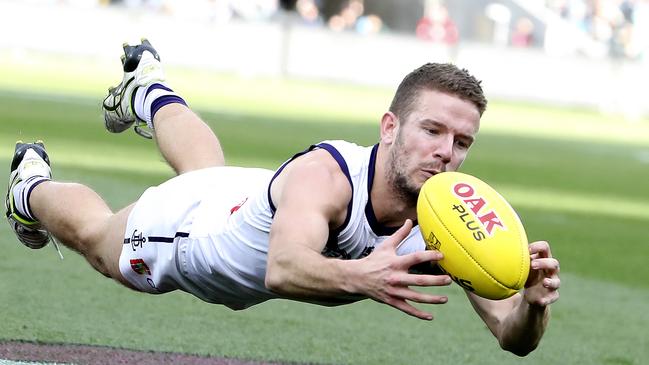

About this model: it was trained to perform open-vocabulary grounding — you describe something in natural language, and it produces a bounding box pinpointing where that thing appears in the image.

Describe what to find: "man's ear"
[380,112,399,145]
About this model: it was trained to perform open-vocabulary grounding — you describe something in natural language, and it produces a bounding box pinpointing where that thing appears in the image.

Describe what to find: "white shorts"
[118,166,272,294]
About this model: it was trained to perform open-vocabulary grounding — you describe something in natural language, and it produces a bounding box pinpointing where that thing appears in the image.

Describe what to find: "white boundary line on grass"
[0,360,71,365]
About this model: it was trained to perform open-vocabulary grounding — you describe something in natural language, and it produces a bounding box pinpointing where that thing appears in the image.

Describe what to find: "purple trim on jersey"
[150,95,187,122]
[365,144,401,236]
[267,145,317,213]
[316,143,354,239]
[266,143,355,251]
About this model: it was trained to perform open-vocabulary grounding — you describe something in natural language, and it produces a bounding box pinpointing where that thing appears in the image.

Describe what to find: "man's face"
[384,89,481,202]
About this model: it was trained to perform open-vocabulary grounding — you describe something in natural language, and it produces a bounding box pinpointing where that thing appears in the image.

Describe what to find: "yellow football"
[417,172,530,300]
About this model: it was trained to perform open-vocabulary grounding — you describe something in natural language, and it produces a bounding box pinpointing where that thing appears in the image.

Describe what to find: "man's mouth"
[421,168,440,177]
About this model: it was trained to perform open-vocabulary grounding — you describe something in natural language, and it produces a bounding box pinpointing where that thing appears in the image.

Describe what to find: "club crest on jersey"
[452,182,505,239]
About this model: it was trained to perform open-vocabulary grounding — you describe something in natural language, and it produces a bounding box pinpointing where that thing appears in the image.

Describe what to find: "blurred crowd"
[140,0,383,35]
[98,0,383,34]
[15,0,648,60]
[546,0,649,59]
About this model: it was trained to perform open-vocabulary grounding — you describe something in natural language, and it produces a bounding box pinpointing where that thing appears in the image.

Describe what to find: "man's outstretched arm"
[467,241,560,356]
[265,150,452,320]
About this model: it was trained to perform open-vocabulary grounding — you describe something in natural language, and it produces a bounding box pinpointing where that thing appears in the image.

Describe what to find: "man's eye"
[427,129,440,135]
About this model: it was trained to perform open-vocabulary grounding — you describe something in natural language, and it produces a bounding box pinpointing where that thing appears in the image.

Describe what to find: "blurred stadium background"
[3,0,649,118]
[1,1,648,365]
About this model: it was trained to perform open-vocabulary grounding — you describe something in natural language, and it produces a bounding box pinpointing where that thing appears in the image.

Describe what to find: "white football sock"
[132,83,187,128]
[12,176,50,222]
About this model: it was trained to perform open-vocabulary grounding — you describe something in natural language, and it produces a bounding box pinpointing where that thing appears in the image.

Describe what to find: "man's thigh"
[102,167,273,292]
[110,170,222,293]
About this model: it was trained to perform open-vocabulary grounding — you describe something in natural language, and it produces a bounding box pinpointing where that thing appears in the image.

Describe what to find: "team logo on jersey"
[130,259,151,276]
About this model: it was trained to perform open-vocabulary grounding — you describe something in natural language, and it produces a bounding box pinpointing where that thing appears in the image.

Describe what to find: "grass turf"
[0,64,648,364]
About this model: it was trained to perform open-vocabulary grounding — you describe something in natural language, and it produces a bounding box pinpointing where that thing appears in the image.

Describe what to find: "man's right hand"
[349,219,452,320]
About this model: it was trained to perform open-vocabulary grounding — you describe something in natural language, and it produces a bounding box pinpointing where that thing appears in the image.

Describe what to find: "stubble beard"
[387,134,420,207]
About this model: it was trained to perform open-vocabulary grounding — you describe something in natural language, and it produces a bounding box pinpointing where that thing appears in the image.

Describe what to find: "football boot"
[102,38,164,139]
[5,141,52,249]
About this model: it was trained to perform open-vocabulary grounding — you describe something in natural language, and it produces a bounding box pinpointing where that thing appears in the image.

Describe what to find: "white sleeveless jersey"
[176,140,426,309]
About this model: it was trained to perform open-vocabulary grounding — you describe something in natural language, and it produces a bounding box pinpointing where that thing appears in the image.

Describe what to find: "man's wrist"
[520,293,550,321]
[338,259,363,295]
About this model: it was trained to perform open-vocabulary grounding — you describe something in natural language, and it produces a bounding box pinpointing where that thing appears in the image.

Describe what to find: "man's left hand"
[524,241,560,307]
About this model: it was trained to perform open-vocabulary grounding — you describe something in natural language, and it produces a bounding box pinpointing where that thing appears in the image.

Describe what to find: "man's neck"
[371,146,417,227]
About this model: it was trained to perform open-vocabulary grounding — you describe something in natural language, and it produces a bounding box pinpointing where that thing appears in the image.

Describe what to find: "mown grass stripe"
[502,185,649,221]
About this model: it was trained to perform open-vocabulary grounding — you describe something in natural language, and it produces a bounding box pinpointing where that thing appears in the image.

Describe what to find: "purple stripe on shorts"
[147,232,190,243]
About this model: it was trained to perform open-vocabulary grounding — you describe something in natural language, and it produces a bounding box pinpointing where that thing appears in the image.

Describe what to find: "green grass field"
[1,53,648,364]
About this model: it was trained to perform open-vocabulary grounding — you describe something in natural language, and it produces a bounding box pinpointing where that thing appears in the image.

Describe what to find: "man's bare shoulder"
[271,149,353,223]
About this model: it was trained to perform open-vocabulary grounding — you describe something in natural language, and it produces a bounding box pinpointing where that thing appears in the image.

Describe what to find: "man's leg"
[151,103,225,174]
[30,183,135,286]
[5,142,134,287]
[31,104,227,281]
[7,40,225,289]
[103,39,225,174]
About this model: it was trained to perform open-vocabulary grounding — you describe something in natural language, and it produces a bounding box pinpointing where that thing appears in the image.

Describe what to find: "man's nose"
[433,136,453,164]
